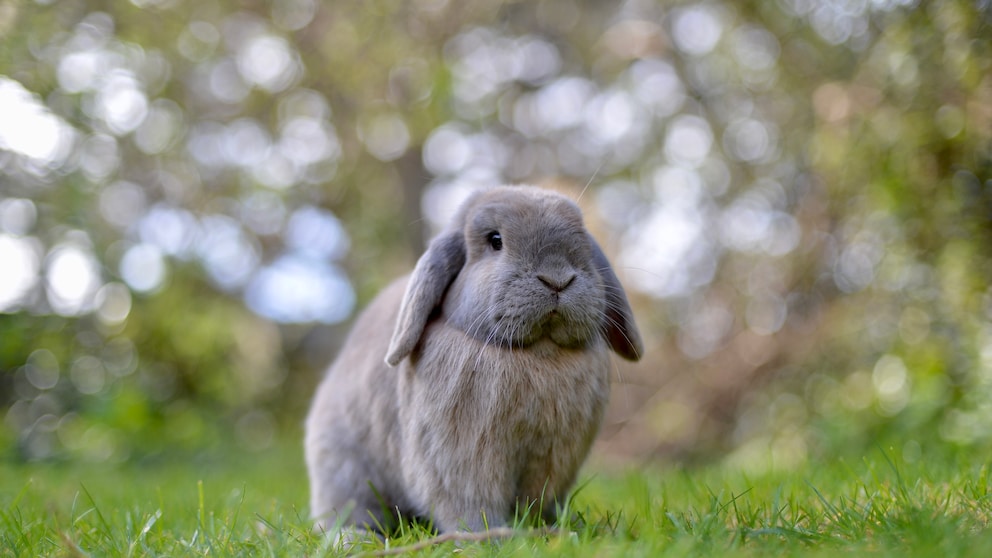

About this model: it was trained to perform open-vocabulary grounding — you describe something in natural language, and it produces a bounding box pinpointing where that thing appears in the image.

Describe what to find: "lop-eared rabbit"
[305,185,642,536]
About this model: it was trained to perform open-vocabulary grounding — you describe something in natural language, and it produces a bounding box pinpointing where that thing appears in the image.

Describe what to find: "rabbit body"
[305,185,642,534]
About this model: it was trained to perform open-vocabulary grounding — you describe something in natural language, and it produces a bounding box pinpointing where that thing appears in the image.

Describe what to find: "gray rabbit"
[305,185,643,536]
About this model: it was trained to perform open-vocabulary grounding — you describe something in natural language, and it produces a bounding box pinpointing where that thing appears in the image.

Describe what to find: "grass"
[2,442,992,556]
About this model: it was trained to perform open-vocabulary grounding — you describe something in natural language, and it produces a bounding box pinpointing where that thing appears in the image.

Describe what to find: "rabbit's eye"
[487,231,503,251]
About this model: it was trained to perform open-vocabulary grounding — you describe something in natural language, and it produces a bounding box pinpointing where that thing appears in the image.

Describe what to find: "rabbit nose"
[537,272,576,293]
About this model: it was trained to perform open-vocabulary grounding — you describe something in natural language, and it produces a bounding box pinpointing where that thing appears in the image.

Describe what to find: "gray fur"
[305,185,643,535]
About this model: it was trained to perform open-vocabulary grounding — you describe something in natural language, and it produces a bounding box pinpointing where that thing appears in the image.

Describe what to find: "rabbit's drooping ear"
[589,235,643,361]
[385,231,466,366]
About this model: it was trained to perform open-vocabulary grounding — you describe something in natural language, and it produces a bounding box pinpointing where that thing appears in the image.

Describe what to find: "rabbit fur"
[305,185,643,535]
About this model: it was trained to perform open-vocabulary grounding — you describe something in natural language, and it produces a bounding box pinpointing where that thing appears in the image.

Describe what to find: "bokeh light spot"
[120,244,167,293]
[45,243,101,316]
[0,234,41,311]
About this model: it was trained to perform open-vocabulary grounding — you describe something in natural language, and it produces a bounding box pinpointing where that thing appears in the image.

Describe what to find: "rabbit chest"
[397,319,611,510]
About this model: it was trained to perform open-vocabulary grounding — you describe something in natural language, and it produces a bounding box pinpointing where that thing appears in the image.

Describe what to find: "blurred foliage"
[0,0,990,470]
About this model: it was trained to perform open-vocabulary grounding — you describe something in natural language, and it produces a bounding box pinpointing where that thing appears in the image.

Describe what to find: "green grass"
[2,443,992,557]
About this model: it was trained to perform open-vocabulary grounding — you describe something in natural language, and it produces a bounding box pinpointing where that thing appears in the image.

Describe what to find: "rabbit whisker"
[577,161,604,202]
[600,311,640,355]
[469,303,502,369]
[464,304,493,341]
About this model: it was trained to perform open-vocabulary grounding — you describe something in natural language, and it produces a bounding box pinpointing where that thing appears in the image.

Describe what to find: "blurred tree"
[0,0,989,468]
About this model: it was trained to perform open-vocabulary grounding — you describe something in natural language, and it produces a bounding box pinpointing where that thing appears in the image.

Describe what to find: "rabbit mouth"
[495,307,596,350]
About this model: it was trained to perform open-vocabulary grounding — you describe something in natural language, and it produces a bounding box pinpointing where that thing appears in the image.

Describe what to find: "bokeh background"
[1,0,990,472]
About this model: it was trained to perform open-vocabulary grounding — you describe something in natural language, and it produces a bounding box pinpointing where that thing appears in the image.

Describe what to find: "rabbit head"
[386,185,642,366]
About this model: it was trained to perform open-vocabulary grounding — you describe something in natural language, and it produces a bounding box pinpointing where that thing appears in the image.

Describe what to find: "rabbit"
[304,184,643,537]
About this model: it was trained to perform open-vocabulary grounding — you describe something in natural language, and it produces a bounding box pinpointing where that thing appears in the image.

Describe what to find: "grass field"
[2,441,992,557]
